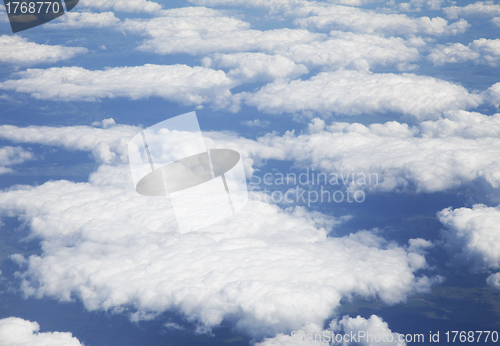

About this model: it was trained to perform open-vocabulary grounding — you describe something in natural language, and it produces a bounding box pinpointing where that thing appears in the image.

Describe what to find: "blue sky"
[1,0,500,345]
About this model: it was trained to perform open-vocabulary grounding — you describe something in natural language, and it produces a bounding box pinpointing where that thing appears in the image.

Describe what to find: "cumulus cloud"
[0,121,441,338]
[0,317,83,346]
[443,1,500,20]
[483,82,500,109]
[3,111,500,195]
[0,64,237,108]
[439,204,500,273]
[203,53,309,82]
[121,7,422,72]
[0,122,138,163]
[0,166,438,338]
[242,119,270,127]
[287,2,469,37]
[427,39,500,66]
[486,272,500,290]
[0,35,87,66]
[398,0,450,12]
[205,110,500,193]
[257,314,407,345]
[79,0,161,13]
[44,11,120,29]
[122,7,322,56]
[0,146,34,174]
[271,31,422,71]
[240,70,482,119]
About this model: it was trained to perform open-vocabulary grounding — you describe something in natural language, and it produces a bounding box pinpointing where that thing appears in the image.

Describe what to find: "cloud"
[443,1,500,20]
[439,204,500,273]
[44,11,120,29]
[270,31,422,72]
[242,119,270,127]
[0,170,437,337]
[0,35,87,66]
[0,317,83,346]
[483,82,500,109]
[398,0,450,12]
[122,7,322,56]
[0,122,138,164]
[123,4,465,62]
[256,314,407,345]
[286,2,469,37]
[79,0,161,13]
[206,110,500,193]
[240,70,482,119]
[203,53,309,82]
[486,272,500,290]
[0,64,237,108]
[0,121,440,338]
[427,38,500,66]
[121,7,422,72]
[3,110,500,195]
[0,146,34,174]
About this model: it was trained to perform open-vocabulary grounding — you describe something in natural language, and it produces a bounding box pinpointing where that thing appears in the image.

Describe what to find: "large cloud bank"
[0,162,439,337]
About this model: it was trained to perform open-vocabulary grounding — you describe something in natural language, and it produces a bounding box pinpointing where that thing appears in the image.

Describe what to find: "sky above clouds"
[1,0,500,345]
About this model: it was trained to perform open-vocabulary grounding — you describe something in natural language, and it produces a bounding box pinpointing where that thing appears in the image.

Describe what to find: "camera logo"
[128,112,248,233]
[3,0,78,33]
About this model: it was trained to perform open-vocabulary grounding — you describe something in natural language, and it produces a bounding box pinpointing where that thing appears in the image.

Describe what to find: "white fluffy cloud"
[2,111,500,195]
[0,166,437,337]
[427,39,500,66]
[443,1,500,20]
[122,7,322,55]
[189,0,466,36]
[0,317,83,346]
[121,7,422,72]
[257,315,406,345]
[0,64,237,108]
[159,0,469,36]
[204,110,500,193]
[3,64,477,117]
[287,3,469,37]
[439,204,500,273]
[0,121,138,163]
[44,11,120,29]
[0,121,441,338]
[79,0,161,13]
[483,82,500,109]
[240,70,482,119]
[0,146,34,174]
[203,53,309,82]
[486,272,500,289]
[0,35,87,66]
[271,31,422,71]
[398,0,449,12]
